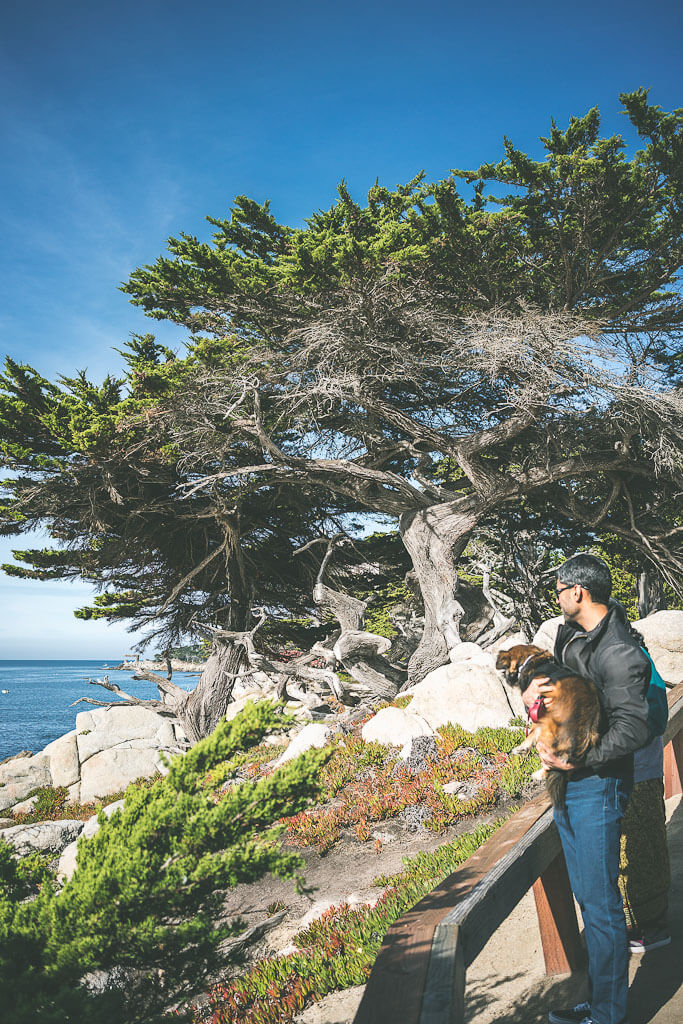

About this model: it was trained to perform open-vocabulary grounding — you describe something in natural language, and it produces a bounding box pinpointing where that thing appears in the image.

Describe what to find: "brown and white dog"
[495,644,603,806]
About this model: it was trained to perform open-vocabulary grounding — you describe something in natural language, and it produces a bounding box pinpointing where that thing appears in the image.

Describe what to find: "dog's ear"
[495,650,514,670]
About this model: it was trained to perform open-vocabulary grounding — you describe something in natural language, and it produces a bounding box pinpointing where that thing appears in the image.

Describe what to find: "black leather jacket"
[554,601,650,779]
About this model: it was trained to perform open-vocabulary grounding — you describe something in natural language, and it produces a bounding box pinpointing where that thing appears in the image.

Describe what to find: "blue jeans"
[554,774,632,1024]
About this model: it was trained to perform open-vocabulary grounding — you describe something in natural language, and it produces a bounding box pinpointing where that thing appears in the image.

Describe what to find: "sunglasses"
[555,583,576,600]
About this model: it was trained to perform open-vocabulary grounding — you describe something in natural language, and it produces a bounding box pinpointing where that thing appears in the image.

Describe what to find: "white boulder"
[2,819,83,858]
[361,706,433,747]
[0,752,51,814]
[57,799,125,881]
[75,705,187,803]
[79,748,165,805]
[532,616,563,653]
[634,610,683,683]
[449,642,496,669]
[404,660,525,732]
[43,730,80,788]
[273,723,336,766]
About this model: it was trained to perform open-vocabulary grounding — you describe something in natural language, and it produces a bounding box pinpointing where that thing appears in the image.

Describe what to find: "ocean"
[0,661,200,763]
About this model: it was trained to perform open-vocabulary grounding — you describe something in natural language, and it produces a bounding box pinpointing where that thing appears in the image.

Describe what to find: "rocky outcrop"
[0,751,51,814]
[633,610,683,683]
[74,706,188,804]
[0,705,188,814]
[403,653,525,732]
[2,819,84,859]
[44,731,80,791]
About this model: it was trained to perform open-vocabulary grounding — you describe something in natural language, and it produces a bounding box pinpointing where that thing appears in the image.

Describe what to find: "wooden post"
[664,730,682,799]
[532,851,584,975]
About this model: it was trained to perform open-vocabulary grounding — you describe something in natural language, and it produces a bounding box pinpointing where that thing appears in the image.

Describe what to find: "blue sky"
[0,0,680,657]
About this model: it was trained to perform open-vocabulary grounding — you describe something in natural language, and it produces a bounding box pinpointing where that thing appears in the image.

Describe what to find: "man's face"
[555,579,581,621]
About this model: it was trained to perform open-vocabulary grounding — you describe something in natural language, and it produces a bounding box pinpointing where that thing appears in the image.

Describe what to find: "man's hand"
[537,740,575,771]
[521,676,555,709]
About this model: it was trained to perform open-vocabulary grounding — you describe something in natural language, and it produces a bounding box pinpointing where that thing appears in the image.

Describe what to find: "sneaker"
[549,1003,592,1024]
[629,928,671,953]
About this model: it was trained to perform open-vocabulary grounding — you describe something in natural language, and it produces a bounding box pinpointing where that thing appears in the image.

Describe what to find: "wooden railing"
[353,680,683,1024]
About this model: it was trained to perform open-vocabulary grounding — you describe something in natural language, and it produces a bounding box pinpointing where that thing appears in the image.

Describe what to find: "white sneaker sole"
[629,935,671,954]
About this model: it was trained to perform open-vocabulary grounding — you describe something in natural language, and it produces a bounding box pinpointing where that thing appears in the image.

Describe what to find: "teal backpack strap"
[641,647,668,737]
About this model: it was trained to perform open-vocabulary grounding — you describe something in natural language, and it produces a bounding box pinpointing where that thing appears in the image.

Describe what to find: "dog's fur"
[496,644,602,806]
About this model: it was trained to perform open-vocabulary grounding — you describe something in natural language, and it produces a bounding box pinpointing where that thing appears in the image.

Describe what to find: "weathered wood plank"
[419,923,465,1024]
[663,682,683,745]
[532,852,584,974]
[663,683,683,799]
[352,920,436,1024]
[440,805,560,966]
[664,731,682,799]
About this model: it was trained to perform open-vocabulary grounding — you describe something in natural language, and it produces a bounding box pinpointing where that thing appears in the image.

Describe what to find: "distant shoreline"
[112,658,204,673]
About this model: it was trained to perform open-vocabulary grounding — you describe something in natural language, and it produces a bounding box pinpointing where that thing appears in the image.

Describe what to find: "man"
[523,553,650,1024]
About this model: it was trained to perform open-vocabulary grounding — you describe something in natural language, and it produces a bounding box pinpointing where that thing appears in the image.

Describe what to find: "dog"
[495,644,603,807]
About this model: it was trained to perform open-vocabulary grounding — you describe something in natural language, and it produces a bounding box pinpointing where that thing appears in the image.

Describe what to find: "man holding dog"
[522,553,651,1024]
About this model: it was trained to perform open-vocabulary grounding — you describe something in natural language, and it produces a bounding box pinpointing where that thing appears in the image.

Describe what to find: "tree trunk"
[180,639,246,743]
[312,574,405,702]
[399,502,478,686]
[637,570,666,619]
[180,521,254,742]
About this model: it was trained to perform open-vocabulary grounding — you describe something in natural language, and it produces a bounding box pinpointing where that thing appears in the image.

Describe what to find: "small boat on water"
[1,689,9,694]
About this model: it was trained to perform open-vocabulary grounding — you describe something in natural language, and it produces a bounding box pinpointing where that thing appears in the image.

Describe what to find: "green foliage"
[26,785,69,820]
[500,752,542,797]
[0,702,329,1023]
[0,843,54,902]
[163,641,211,662]
[596,546,640,619]
[361,581,413,639]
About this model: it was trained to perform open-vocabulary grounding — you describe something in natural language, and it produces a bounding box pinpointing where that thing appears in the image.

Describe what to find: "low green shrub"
[500,751,542,796]
[0,701,329,1024]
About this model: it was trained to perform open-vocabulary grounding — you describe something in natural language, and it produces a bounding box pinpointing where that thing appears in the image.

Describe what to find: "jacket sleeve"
[583,642,651,769]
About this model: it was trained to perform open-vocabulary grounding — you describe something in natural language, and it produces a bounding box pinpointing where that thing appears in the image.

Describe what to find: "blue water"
[0,662,200,762]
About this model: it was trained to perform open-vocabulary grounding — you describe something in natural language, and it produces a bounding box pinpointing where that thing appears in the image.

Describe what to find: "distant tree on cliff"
[1,89,682,719]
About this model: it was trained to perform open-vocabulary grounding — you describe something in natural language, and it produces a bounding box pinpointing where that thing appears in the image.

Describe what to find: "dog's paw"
[531,768,546,782]
[512,742,532,755]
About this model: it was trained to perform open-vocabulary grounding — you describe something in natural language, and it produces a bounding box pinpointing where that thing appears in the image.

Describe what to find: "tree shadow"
[626,794,683,1023]
[465,968,588,1024]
